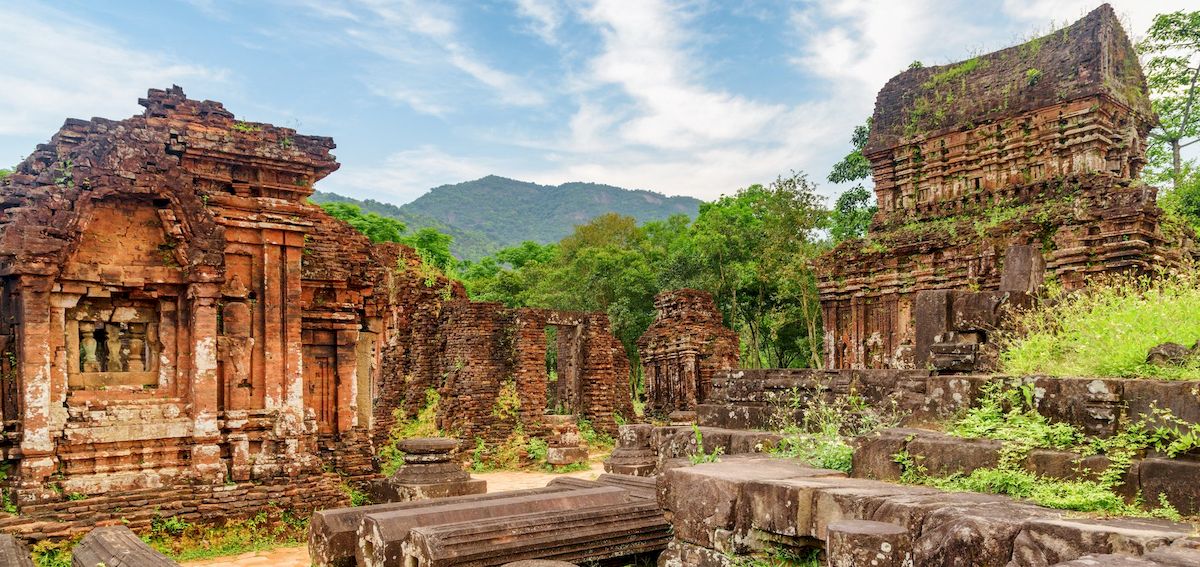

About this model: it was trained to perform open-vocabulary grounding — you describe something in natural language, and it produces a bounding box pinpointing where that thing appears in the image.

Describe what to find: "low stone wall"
[855,428,1200,515]
[0,472,347,541]
[657,457,1200,567]
[702,369,1200,437]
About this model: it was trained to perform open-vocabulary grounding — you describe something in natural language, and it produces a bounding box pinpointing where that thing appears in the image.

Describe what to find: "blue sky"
[0,0,1191,205]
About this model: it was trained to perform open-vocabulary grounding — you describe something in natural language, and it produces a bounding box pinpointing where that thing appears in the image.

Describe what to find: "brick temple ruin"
[817,4,1193,370]
[637,289,738,416]
[0,87,631,536]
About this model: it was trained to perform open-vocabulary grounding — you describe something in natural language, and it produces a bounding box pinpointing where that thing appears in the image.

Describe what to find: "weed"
[689,425,724,465]
[378,388,442,476]
[340,483,370,507]
[1001,265,1200,379]
[770,387,904,473]
[142,507,308,562]
[231,121,261,133]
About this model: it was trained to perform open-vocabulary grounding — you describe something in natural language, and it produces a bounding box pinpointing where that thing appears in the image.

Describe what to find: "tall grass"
[1001,266,1200,379]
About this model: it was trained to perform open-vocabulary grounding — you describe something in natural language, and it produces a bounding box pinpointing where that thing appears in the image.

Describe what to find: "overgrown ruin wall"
[379,301,633,445]
[0,87,632,537]
[638,289,739,415]
[816,5,1195,370]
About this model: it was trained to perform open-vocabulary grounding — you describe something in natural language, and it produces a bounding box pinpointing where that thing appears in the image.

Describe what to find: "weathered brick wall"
[0,473,346,541]
[381,303,631,445]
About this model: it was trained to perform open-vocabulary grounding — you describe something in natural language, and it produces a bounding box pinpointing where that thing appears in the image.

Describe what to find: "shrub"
[1001,266,1200,379]
[689,425,724,465]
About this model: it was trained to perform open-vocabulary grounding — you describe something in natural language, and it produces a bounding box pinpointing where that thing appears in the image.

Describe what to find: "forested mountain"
[312,175,701,260]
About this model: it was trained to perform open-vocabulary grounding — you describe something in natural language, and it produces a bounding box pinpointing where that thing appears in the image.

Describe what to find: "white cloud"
[514,0,564,45]
[299,0,546,113]
[0,2,226,139]
[320,145,495,203]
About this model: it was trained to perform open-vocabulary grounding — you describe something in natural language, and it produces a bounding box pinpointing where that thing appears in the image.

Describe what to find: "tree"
[402,227,455,273]
[1138,10,1200,188]
[319,202,407,243]
[826,120,878,242]
[0,168,10,182]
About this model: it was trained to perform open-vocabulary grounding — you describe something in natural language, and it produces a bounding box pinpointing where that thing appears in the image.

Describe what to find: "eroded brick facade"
[638,289,739,415]
[817,5,1194,370]
[380,302,633,445]
[0,88,632,536]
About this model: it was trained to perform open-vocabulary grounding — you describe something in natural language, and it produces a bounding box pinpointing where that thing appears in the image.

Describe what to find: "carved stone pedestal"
[604,424,657,476]
[368,438,485,503]
[544,415,589,467]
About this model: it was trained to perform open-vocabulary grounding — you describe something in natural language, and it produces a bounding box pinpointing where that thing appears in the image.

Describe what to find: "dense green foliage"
[312,190,498,260]
[318,202,455,272]
[1000,267,1200,379]
[0,168,10,182]
[313,175,701,260]
[459,172,830,378]
[826,120,877,242]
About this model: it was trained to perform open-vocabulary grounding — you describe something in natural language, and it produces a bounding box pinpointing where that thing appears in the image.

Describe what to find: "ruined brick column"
[188,283,223,483]
[15,277,57,496]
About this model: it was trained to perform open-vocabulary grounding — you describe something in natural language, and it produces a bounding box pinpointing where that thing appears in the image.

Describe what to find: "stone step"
[71,525,179,567]
[854,427,1200,514]
[309,485,576,567]
[357,486,631,567]
[403,499,671,567]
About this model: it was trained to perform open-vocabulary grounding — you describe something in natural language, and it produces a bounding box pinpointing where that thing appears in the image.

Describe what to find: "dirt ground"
[181,462,606,566]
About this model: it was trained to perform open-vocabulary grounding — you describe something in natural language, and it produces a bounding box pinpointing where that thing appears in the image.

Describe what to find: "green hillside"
[312,175,701,260]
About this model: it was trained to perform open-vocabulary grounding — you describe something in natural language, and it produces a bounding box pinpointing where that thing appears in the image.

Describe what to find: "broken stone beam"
[0,534,34,567]
[826,520,912,567]
[548,473,657,500]
[357,486,631,567]
[72,525,180,567]
[402,499,672,567]
[311,485,575,567]
[501,562,579,567]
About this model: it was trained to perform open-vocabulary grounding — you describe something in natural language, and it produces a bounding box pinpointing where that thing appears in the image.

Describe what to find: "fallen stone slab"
[401,499,671,567]
[72,525,179,567]
[500,561,579,567]
[658,538,736,567]
[357,486,630,567]
[826,519,912,567]
[658,457,844,549]
[310,485,575,567]
[0,534,34,567]
[1011,517,1195,566]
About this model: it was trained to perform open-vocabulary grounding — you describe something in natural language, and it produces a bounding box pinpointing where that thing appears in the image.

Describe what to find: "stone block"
[403,499,670,567]
[905,431,1001,476]
[1010,517,1194,566]
[657,538,735,567]
[851,428,928,481]
[657,458,836,549]
[72,525,179,567]
[546,446,589,466]
[826,520,912,567]
[1137,457,1200,516]
[309,485,574,567]
[357,486,629,567]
